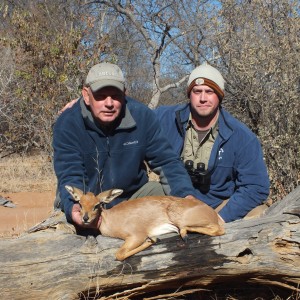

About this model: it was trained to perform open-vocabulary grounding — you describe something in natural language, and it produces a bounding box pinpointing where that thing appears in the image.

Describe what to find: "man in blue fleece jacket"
[53,62,203,227]
[155,63,270,222]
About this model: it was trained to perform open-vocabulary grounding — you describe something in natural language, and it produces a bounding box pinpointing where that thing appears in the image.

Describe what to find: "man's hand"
[185,195,226,224]
[58,98,79,115]
[217,214,225,225]
[71,203,101,229]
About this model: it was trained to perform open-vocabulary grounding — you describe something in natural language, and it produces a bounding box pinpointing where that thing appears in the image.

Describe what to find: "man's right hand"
[71,203,101,229]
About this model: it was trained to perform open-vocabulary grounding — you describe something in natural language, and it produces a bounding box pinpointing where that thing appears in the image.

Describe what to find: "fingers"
[97,216,102,228]
[217,214,225,225]
[71,203,100,229]
[58,98,79,115]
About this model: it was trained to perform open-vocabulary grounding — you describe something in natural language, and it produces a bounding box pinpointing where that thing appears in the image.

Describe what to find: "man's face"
[82,86,125,126]
[190,84,219,118]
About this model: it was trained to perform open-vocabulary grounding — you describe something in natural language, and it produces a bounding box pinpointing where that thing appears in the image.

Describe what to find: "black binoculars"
[184,160,211,193]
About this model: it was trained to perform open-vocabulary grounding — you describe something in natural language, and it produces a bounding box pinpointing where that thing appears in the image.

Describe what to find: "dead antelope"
[65,185,225,261]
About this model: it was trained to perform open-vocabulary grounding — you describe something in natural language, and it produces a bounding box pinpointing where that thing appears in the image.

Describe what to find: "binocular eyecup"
[184,160,211,193]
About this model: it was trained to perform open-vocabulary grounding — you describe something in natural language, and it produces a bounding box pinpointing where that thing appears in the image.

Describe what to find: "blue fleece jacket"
[155,103,270,222]
[53,97,198,222]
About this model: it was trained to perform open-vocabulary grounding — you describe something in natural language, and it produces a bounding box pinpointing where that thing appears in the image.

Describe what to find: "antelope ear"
[96,189,123,204]
[65,185,84,202]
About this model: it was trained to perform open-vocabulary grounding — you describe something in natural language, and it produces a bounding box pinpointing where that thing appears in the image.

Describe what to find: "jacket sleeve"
[52,116,88,223]
[218,136,270,222]
[144,109,201,198]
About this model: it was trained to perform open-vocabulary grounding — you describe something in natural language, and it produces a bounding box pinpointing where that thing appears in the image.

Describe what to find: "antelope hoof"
[148,236,159,243]
[182,234,189,244]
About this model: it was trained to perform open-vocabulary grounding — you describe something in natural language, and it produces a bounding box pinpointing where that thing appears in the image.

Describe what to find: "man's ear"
[82,87,90,106]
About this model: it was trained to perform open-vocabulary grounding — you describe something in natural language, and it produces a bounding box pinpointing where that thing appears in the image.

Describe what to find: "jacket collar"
[80,97,136,134]
[175,103,190,135]
[218,108,234,141]
[175,103,233,141]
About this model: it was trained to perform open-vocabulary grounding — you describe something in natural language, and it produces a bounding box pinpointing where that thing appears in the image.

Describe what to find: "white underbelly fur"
[149,223,179,236]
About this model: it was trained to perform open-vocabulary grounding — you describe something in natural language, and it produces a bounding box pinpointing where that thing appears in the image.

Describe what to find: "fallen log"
[0,186,299,300]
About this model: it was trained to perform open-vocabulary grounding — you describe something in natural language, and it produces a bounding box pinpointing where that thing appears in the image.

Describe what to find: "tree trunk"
[0,186,299,300]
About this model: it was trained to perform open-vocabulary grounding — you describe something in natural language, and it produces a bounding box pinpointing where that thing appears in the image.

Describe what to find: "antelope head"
[65,185,123,224]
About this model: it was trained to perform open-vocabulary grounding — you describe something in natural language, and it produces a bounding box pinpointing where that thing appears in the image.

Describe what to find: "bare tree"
[0,0,298,204]
[93,0,216,108]
[208,0,300,200]
[0,46,15,155]
[0,0,114,155]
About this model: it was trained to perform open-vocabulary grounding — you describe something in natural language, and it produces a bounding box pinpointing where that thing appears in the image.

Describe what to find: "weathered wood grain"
[0,186,299,300]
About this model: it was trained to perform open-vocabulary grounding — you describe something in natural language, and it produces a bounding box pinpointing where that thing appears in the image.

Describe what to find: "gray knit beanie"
[187,63,225,100]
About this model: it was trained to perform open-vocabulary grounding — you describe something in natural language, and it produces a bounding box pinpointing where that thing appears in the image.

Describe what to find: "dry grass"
[0,153,56,193]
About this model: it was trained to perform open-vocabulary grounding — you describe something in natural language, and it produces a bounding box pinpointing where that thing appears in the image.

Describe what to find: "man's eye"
[93,94,106,100]
[112,94,123,100]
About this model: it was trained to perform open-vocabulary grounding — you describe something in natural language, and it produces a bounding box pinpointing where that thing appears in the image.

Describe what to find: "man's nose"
[199,91,206,101]
[104,97,114,106]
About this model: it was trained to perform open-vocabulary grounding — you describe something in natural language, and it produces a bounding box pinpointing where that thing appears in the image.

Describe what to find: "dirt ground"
[0,191,55,238]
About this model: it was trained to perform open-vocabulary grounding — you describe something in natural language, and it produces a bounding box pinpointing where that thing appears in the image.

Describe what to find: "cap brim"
[90,80,124,92]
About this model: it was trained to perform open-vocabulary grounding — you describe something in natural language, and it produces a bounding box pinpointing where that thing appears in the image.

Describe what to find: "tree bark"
[0,186,299,300]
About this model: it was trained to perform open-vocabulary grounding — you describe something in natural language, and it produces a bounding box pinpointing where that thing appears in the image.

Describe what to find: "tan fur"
[65,185,225,261]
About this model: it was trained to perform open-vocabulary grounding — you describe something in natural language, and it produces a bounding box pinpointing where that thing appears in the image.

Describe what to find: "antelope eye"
[93,204,100,211]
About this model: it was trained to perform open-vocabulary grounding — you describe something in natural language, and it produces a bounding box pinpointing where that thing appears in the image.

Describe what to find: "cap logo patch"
[195,78,205,85]
[97,71,118,77]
